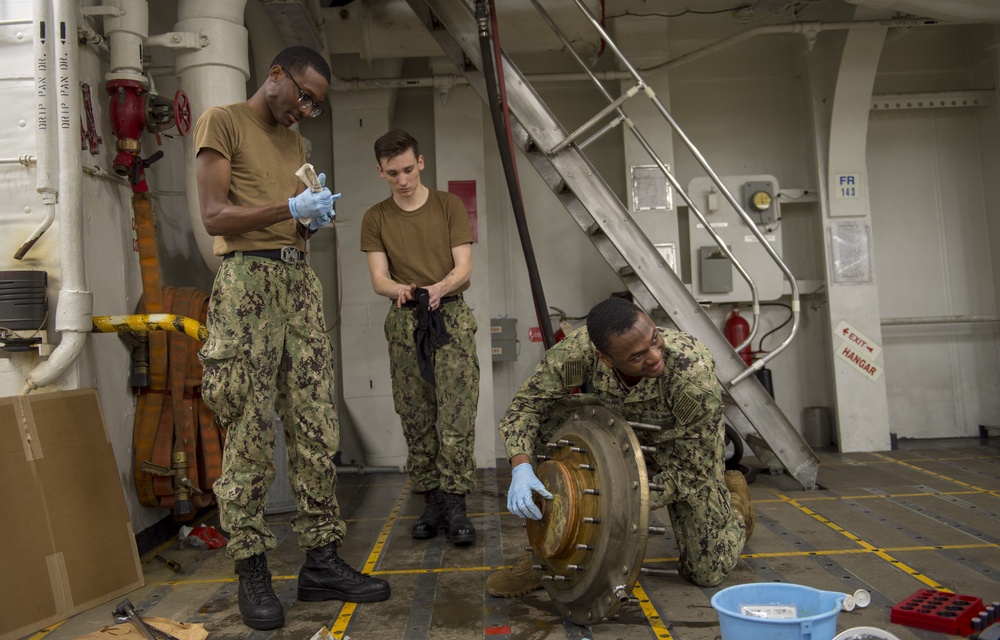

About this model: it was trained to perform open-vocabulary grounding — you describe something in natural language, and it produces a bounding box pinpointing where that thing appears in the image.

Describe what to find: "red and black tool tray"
[891,589,984,636]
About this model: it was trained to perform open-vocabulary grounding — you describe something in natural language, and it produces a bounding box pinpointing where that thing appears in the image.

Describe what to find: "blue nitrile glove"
[289,172,333,222]
[308,191,341,231]
[507,462,553,520]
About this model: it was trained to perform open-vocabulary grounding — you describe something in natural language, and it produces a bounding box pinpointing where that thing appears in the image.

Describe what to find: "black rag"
[413,287,451,386]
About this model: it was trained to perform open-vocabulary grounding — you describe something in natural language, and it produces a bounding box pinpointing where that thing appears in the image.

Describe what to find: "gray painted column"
[816,12,892,452]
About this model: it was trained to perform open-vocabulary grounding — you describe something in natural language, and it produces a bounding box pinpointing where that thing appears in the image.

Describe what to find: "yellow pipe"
[92,314,208,341]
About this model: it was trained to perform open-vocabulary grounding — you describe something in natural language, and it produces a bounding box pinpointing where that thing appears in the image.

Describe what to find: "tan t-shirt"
[360,189,473,293]
[193,102,306,255]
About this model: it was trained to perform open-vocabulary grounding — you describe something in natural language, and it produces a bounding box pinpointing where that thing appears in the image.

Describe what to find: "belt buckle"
[280,247,301,264]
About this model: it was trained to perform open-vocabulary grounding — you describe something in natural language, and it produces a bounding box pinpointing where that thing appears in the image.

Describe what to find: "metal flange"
[527,403,651,624]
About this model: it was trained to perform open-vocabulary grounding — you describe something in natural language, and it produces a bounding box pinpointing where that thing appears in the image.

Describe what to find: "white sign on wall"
[834,321,882,359]
[829,172,868,218]
[834,320,883,382]
[836,342,882,381]
[833,174,861,199]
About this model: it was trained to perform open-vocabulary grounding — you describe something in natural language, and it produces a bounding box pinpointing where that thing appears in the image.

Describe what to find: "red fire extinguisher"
[724,307,753,367]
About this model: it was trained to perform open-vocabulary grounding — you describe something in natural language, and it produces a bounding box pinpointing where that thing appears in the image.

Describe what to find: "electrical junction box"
[699,245,734,293]
[686,174,785,303]
[491,318,517,362]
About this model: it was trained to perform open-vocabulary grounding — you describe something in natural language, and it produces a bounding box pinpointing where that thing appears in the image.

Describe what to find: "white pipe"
[23,0,93,394]
[16,0,57,261]
[0,156,37,165]
[103,0,149,83]
[30,0,54,194]
[175,0,249,273]
[881,315,999,326]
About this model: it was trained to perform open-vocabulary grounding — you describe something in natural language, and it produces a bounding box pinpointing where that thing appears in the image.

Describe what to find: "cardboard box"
[0,389,143,640]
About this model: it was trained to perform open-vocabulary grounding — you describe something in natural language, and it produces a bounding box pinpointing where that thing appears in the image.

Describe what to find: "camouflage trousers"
[199,254,345,560]
[660,468,745,586]
[643,419,744,586]
[384,298,479,494]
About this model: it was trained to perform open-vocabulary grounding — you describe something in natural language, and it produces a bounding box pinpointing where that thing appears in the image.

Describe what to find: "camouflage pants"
[384,299,479,494]
[536,399,744,586]
[199,254,345,560]
[643,418,744,586]
[659,467,744,586]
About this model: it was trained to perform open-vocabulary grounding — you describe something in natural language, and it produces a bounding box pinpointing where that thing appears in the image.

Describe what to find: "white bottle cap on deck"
[841,593,856,612]
[853,589,871,608]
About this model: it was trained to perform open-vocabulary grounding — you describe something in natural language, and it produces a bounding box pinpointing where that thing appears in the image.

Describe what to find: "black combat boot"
[412,488,446,540]
[297,542,391,603]
[235,554,284,630]
[443,492,476,546]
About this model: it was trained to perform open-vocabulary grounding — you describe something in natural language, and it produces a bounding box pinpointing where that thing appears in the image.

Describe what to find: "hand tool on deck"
[112,598,180,640]
[153,553,182,573]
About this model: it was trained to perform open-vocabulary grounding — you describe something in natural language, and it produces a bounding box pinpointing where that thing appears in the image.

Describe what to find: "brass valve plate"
[526,403,651,624]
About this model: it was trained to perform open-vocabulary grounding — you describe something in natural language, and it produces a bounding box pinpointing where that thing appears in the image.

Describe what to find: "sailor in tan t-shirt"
[360,129,480,547]
[193,45,389,631]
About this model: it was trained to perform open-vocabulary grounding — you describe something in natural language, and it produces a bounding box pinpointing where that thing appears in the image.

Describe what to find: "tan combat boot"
[486,553,542,597]
[725,470,756,540]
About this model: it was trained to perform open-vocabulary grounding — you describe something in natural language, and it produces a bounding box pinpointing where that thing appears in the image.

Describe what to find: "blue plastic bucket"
[711,583,846,640]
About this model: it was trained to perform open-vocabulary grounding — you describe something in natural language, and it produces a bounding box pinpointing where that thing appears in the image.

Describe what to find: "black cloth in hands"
[413,288,452,386]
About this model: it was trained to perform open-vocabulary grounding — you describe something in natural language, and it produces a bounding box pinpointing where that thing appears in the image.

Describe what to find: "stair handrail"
[528,0,802,379]
[525,0,761,356]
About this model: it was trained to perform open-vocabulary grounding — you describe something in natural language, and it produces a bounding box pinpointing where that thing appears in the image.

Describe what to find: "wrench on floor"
[112,598,180,640]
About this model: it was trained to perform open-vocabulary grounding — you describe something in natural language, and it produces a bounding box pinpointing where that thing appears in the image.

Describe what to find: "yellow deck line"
[644,541,998,565]
[778,492,946,590]
[871,451,1000,498]
[335,484,997,523]
[24,621,65,639]
[328,479,411,639]
[632,581,675,639]
[141,541,997,586]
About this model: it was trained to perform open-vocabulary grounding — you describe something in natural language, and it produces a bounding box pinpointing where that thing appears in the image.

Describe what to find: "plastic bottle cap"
[853,589,871,608]
[842,593,856,612]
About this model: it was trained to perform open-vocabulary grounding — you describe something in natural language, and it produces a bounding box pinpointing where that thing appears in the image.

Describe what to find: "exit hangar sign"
[834,320,883,382]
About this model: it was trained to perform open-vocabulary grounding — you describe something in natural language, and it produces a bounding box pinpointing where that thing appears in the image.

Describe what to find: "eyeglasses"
[281,66,324,118]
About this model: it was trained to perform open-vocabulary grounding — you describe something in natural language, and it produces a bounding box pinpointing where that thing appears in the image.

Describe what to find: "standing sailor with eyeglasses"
[194,45,390,631]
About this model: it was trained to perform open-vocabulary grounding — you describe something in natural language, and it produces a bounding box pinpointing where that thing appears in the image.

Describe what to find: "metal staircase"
[404,0,820,489]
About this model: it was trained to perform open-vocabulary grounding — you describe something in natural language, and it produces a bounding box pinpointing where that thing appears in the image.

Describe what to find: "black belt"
[223,248,305,264]
[401,294,462,309]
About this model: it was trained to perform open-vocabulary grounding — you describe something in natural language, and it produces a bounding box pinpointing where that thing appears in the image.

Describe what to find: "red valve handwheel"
[173,89,191,137]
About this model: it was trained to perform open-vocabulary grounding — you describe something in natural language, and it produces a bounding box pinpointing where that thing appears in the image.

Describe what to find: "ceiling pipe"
[175,0,250,273]
[330,69,635,94]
